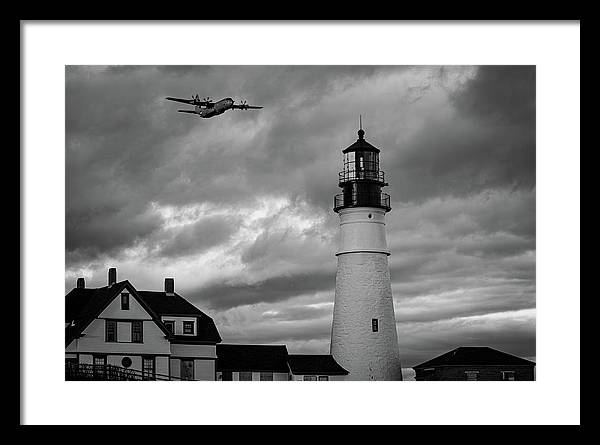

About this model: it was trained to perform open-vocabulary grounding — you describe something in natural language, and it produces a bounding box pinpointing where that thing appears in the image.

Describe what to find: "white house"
[65,268,221,380]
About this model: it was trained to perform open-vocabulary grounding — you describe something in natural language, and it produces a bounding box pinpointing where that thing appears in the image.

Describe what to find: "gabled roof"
[288,354,348,375]
[413,347,536,369]
[216,344,289,373]
[65,281,131,346]
[65,281,221,346]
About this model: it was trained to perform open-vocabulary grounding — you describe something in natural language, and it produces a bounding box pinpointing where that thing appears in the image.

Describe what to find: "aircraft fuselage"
[195,97,234,118]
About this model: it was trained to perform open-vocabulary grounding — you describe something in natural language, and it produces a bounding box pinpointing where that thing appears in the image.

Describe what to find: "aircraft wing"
[231,104,263,110]
[177,109,198,114]
[166,97,212,107]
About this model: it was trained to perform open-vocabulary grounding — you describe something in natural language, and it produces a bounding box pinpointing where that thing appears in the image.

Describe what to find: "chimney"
[164,278,175,296]
[108,267,117,287]
[76,277,85,289]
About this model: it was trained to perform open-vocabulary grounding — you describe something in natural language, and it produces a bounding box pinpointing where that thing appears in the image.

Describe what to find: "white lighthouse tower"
[330,123,403,381]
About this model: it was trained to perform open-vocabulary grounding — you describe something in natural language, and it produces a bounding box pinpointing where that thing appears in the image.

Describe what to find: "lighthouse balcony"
[338,169,386,186]
[334,192,391,212]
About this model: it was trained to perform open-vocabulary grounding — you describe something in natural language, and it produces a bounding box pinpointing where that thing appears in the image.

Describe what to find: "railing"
[338,169,385,184]
[65,363,180,381]
[334,192,391,212]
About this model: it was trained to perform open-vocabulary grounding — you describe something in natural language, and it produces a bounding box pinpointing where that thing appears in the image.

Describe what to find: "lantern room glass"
[341,151,382,183]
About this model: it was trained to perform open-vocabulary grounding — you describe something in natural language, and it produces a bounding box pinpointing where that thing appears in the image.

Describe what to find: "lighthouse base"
[330,252,403,381]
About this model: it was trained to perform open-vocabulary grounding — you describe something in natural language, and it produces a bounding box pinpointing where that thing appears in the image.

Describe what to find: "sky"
[65,65,536,378]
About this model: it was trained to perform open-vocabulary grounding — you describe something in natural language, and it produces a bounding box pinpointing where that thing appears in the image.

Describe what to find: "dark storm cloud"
[66,201,162,259]
[189,268,336,311]
[451,65,535,125]
[385,65,535,203]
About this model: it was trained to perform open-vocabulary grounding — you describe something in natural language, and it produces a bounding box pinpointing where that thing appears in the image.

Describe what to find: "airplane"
[165,94,263,118]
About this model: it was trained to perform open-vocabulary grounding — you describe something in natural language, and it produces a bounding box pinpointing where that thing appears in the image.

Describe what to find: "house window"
[121,293,129,310]
[239,372,253,381]
[164,320,175,334]
[222,371,233,381]
[93,355,106,379]
[502,371,516,381]
[372,318,379,332]
[142,356,155,380]
[260,372,273,381]
[105,320,117,342]
[183,320,194,335]
[303,375,317,381]
[318,376,329,381]
[465,371,479,381]
[132,321,143,343]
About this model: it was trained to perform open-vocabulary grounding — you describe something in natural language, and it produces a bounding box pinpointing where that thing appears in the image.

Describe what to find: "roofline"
[217,368,291,373]
[156,312,207,318]
[65,281,129,347]
[218,343,288,348]
[65,280,174,346]
[170,338,221,345]
[412,357,535,369]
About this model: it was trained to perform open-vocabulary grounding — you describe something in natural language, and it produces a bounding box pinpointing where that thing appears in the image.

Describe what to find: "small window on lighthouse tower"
[372,318,379,332]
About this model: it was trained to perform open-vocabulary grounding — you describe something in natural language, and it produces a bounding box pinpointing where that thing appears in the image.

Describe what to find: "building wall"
[194,360,215,380]
[67,318,172,355]
[215,371,289,381]
[170,343,216,358]
[414,366,535,381]
[169,343,216,380]
[103,354,170,377]
[331,207,403,381]
[337,207,390,255]
[169,357,216,380]
[289,375,347,381]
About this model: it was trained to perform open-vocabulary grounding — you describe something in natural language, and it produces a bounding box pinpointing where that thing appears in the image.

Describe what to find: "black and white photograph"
[21,22,580,426]
[64,65,536,382]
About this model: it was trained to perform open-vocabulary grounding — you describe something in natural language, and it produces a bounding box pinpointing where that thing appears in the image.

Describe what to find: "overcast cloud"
[65,66,536,377]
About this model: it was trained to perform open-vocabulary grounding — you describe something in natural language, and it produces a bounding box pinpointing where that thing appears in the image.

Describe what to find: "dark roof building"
[216,344,290,373]
[413,346,536,381]
[214,346,349,381]
[288,354,349,376]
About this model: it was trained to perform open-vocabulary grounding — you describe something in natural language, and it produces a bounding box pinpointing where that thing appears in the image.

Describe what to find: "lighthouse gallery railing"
[333,191,390,212]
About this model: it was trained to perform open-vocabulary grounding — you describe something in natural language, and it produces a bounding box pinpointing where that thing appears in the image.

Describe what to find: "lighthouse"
[330,122,403,381]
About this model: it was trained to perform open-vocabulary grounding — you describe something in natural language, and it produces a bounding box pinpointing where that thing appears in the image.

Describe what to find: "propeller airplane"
[165,94,263,118]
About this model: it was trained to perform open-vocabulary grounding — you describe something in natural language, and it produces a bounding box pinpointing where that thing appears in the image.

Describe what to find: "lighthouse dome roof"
[342,128,380,154]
